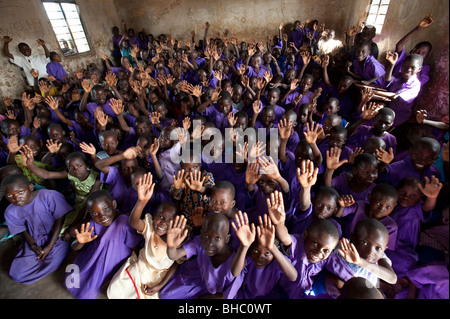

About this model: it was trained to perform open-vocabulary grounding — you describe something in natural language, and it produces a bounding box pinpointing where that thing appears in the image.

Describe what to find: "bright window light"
[365,0,390,34]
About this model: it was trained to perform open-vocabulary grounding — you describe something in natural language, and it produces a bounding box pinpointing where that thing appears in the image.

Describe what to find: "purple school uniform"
[66,214,141,299]
[351,55,385,87]
[260,100,286,123]
[158,143,182,190]
[202,103,238,134]
[404,262,449,299]
[286,131,301,154]
[159,235,245,299]
[385,73,421,127]
[393,49,430,87]
[86,99,115,119]
[385,202,426,277]
[278,234,354,298]
[235,255,283,299]
[246,65,272,78]
[4,189,72,284]
[46,61,69,82]
[347,125,397,153]
[245,184,282,225]
[284,90,313,112]
[318,140,351,170]
[288,29,305,49]
[332,172,376,202]
[381,156,441,187]
[342,200,398,251]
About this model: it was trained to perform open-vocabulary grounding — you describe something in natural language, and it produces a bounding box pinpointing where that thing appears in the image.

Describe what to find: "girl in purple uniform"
[2,174,72,284]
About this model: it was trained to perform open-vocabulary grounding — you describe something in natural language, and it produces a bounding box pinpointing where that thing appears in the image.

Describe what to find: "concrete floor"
[0,234,107,299]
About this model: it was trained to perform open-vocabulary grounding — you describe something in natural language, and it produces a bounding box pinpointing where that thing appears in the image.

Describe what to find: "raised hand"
[362,102,383,120]
[191,206,206,228]
[252,100,262,115]
[7,135,24,154]
[167,215,188,248]
[75,222,98,244]
[245,162,261,185]
[172,169,187,190]
[185,170,206,192]
[266,190,285,226]
[94,107,108,128]
[326,147,348,170]
[46,139,62,154]
[79,142,96,156]
[149,138,160,156]
[277,118,293,141]
[296,159,319,188]
[337,194,355,208]
[257,214,275,250]
[375,147,394,164]
[385,51,399,65]
[418,175,442,199]
[258,156,281,180]
[337,237,361,265]
[109,98,124,115]
[418,14,434,28]
[416,109,427,124]
[122,146,142,160]
[81,79,93,93]
[137,173,155,202]
[231,210,256,248]
[45,96,59,110]
[149,111,161,125]
[303,122,323,145]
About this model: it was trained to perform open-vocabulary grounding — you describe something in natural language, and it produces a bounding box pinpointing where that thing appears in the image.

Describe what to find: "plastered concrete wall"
[0,0,122,99]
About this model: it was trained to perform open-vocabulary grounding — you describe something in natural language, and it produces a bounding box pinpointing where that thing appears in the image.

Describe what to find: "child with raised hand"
[107,173,180,299]
[159,213,245,299]
[245,156,289,224]
[170,150,215,227]
[65,190,141,299]
[334,218,397,294]
[21,146,101,240]
[230,211,297,298]
[393,14,434,87]
[385,176,442,278]
[324,150,378,202]
[337,183,399,252]
[1,174,72,284]
[347,41,385,87]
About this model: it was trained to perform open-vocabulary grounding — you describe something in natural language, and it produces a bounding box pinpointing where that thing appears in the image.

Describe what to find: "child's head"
[280,110,298,130]
[401,54,423,81]
[86,190,117,227]
[49,51,62,63]
[218,91,233,116]
[409,137,440,172]
[351,218,389,264]
[153,202,178,237]
[99,130,119,156]
[411,41,432,61]
[209,181,236,218]
[65,152,90,181]
[367,183,398,220]
[322,114,342,135]
[1,119,21,138]
[397,177,422,208]
[249,234,280,269]
[257,174,279,196]
[260,105,276,128]
[299,74,313,94]
[355,42,371,62]
[130,167,148,191]
[154,100,168,118]
[19,135,43,158]
[303,219,340,263]
[372,107,395,135]
[136,134,153,159]
[180,151,202,173]
[294,140,314,168]
[363,136,386,159]
[266,88,280,107]
[312,186,340,219]
[234,111,248,131]
[232,84,243,104]
[323,98,340,115]
[352,153,379,186]
[134,116,152,136]
[1,174,34,206]
[328,125,347,149]
[337,76,354,95]
[200,213,230,256]
[297,103,309,125]
[92,85,107,105]
[47,123,66,143]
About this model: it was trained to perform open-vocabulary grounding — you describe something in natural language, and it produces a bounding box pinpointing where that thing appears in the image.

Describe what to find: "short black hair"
[1,174,31,192]
[213,180,236,199]
[371,183,398,201]
[307,219,339,241]
[86,190,114,208]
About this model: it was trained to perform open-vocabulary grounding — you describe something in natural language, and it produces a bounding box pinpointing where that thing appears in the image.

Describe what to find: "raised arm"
[230,211,256,277]
[395,14,434,54]
[129,172,155,232]
[3,36,14,59]
[166,215,189,260]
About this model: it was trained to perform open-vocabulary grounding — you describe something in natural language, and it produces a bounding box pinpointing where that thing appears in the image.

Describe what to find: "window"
[42,1,90,56]
[365,0,390,34]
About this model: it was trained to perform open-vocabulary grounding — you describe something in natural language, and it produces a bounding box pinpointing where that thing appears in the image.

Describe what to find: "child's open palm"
[266,190,286,226]
[337,238,361,265]
[245,162,261,185]
[75,222,98,244]
[418,175,442,199]
[46,139,62,154]
[185,170,206,192]
[137,173,155,202]
[277,118,293,140]
[297,159,319,188]
[326,147,348,170]
[232,211,256,248]
[173,169,187,190]
[257,214,275,251]
[167,215,188,248]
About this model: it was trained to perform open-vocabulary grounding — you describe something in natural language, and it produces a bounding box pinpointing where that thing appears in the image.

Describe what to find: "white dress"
[107,214,174,299]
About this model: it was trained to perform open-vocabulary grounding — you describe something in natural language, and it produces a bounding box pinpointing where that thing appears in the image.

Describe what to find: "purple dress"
[381,156,441,187]
[288,29,305,49]
[4,189,72,284]
[385,73,421,127]
[347,125,397,153]
[351,55,385,87]
[159,235,245,299]
[235,255,283,299]
[278,234,354,298]
[332,172,376,202]
[86,99,115,119]
[385,202,426,277]
[46,61,69,82]
[65,214,141,299]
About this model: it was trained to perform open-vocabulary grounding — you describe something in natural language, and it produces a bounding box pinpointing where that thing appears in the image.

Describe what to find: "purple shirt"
[288,29,305,49]
[352,55,385,87]
[332,172,376,202]
[385,73,422,127]
[202,103,238,134]
[347,125,397,153]
[46,61,69,82]
[382,156,441,187]
[393,49,430,87]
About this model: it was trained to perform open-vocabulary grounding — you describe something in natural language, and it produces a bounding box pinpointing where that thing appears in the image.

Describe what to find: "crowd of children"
[0,13,448,300]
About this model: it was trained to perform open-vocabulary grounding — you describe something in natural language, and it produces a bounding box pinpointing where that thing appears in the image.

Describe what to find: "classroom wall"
[0,0,448,120]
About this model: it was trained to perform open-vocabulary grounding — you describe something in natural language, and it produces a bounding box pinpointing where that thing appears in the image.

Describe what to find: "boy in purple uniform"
[384,53,423,127]
[197,91,237,135]
[46,52,69,83]
[348,42,385,87]
[160,213,245,299]
[2,174,72,284]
